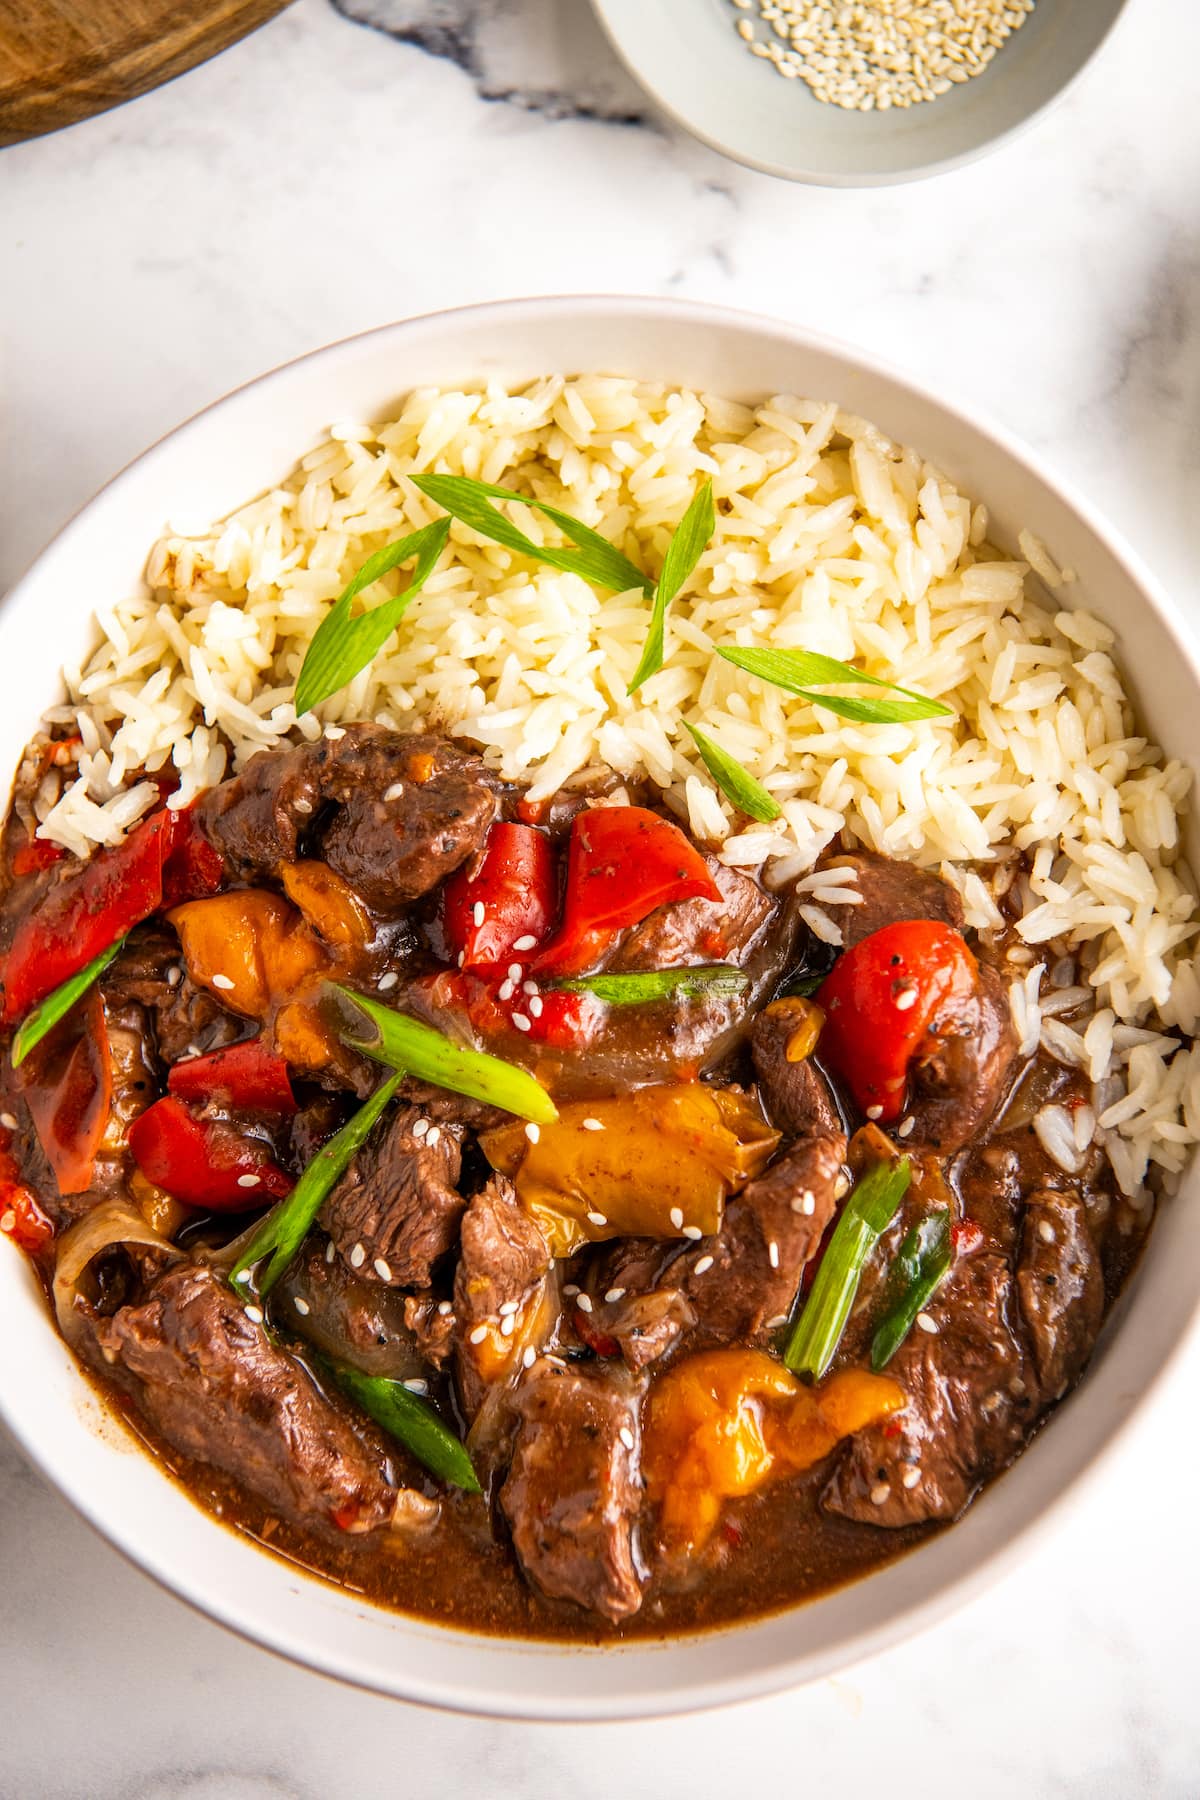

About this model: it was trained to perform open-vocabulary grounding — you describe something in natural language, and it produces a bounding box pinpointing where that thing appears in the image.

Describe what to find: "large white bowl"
[1,298,1197,1720]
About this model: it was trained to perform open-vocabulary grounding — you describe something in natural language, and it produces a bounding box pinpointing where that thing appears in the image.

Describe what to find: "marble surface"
[1,0,1199,1789]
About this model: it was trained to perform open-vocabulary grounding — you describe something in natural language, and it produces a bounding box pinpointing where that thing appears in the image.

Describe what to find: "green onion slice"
[294,517,451,715]
[409,473,649,596]
[325,1358,481,1493]
[683,721,782,823]
[870,1208,953,1371]
[718,646,954,726]
[784,1156,912,1381]
[230,1072,402,1296]
[555,965,748,1006]
[12,936,127,1068]
[327,983,558,1125]
[628,479,715,694]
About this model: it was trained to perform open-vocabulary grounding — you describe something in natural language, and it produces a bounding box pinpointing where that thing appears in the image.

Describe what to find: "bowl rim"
[1,293,1197,1720]
[587,0,1131,187]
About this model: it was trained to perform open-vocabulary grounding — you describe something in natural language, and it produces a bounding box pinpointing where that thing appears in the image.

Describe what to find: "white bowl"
[1,297,1196,1719]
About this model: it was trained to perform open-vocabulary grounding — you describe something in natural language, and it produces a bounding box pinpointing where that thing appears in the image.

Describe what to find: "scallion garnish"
[627,479,715,694]
[12,936,127,1067]
[327,983,559,1124]
[229,1072,402,1296]
[870,1208,953,1371]
[325,1358,481,1493]
[294,518,451,715]
[555,964,748,1006]
[683,721,782,823]
[409,473,649,596]
[784,1156,911,1381]
[717,646,954,726]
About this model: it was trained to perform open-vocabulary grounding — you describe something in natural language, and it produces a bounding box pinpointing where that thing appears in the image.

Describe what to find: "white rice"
[26,375,1200,1201]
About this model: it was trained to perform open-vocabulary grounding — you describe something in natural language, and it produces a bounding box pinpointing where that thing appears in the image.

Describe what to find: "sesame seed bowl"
[590,0,1130,186]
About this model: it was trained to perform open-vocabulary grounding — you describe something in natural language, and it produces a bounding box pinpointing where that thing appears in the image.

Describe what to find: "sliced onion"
[52,1199,181,1345]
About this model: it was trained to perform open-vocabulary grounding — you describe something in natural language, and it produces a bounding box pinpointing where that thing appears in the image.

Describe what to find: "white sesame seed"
[0,1210,15,1233]
[245,1305,264,1325]
[457,951,465,968]
[587,1211,608,1227]
[236,1173,260,1189]
[384,782,405,803]
[403,1378,428,1394]
[869,1482,891,1506]
[498,1300,520,1317]
[604,1287,627,1303]
[473,901,485,928]
[412,1118,429,1139]
[325,1240,336,1264]
[765,1313,789,1329]
[513,934,538,952]
[1038,1219,1056,1243]
[895,988,918,1012]
[501,1312,517,1336]
[437,1300,453,1316]
[915,1311,938,1334]
[469,1323,489,1345]
[211,973,235,991]
[425,1126,440,1147]
[525,1122,541,1144]
[582,1117,604,1132]
[563,1284,580,1297]
[791,1189,817,1216]
[669,1207,684,1230]
[165,967,182,989]
[377,971,399,992]
[576,1293,594,1313]
[234,1269,251,1283]
[619,1426,636,1451]
[374,1258,392,1281]
[529,994,544,1018]
[293,1296,311,1315]
[835,1174,851,1199]
[498,980,515,1001]
[693,1254,714,1275]
[349,1243,366,1269]
[0,1113,17,1131]
[522,1345,537,1368]
[866,1105,883,1121]
[507,964,523,983]
[902,1466,922,1489]
[522,979,538,995]
[682,1225,703,1240]
[324,724,346,741]
[512,1014,532,1032]
[897,1116,916,1138]
[293,798,313,815]
[768,1240,780,1269]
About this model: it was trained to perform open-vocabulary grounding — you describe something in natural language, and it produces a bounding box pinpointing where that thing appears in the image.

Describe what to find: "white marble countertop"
[2,0,1199,1790]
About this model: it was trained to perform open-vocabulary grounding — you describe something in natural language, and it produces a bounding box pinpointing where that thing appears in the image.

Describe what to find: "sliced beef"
[751,1001,843,1138]
[198,725,496,913]
[404,1292,457,1368]
[93,1262,398,1532]
[454,1174,549,1325]
[102,927,240,1066]
[612,859,776,973]
[907,963,1018,1155]
[275,1238,428,1381]
[824,1251,1028,1526]
[394,1075,507,1135]
[821,849,964,949]
[500,1359,644,1622]
[1017,1190,1104,1400]
[321,1104,466,1288]
[582,1239,694,1372]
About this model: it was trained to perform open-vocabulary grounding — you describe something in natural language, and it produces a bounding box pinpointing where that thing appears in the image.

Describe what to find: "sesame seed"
[870,1482,891,1506]
[525,1122,541,1144]
[437,1300,453,1316]
[425,1126,440,1147]
[293,1296,311,1315]
[576,1293,594,1313]
[529,995,544,1018]
[374,1257,392,1281]
[377,971,399,992]
[165,967,182,988]
[902,1466,922,1489]
[587,1210,608,1227]
[245,1305,264,1325]
[293,798,313,815]
[604,1287,627,1303]
[791,1189,817,1215]
[522,1345,537,1368]
[212,973,235,991]
[498,980,515,1001]
[897,1116,916,1138]
[469,1323,489,1345]
[473,901,485,928]
[765,1314,789,1329]
[563,1284,580,1297]
[403,1378,428,1394]
[324,724,346,740]
[384,782,405,802]
[866,1105,883,1121]
[895,988,918,1012]
[412,1118,429,1139]
[682,1225,703,1240]
[582,1117,604,1132]
[512,1014,532,1032]
[457,951,465,968]
[522,979,538,995]
[669,1207,684,1229]
[693,1254,714,1275]
[619,1426,636,1452]
[0,1210,15,1233]
[768,1240,780,1269]
[325,1240,336,1264]
[1038,1219,1056,1243]
[915,1311,938,1334]
[0,1113,16,1131]
[501,1312,517,1336]
[349,1242,366,1269]
[834,1174,850,1199]
[236,1173,260,1188]
[513,934,538,952]
[498,1300,520,1317]
[234,1269,251,1283]
[507,964,523,983]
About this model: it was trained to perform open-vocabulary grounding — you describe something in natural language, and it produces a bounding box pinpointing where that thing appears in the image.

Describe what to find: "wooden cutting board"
[0,0,293,147]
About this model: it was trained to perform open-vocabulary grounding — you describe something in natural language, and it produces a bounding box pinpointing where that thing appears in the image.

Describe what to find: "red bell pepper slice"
[442,822,557,972]
[129,1095,293,1212]
[167,1038,297,1116]
[0,1124,55,1253]
[417,969,603,1052]
[20,987,113,1196]
[0,802,222,1028]
[816,920,979,1124]
[532,807,720,978]
[11,838,66,877]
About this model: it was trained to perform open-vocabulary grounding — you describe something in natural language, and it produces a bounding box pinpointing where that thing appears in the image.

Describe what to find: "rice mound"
[30,376,1200,1201]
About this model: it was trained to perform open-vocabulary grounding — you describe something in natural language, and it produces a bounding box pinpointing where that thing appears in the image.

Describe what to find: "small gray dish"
[590,0,1130,186]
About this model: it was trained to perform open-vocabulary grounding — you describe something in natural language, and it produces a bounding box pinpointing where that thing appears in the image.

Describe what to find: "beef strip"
[453,1174,551,1420]
[500,1359,645,1622]
[404,1292,457,1368]
[102,927,240,1066]
[321,1104,466,1288]
[1017,1190,1104,1400]
[199,725,495,912]
[92,1262,399,1532]
[751,1001,844,1138]
[611,859,776,973]
[820,849,965,949]
[907,963,1018,1155]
